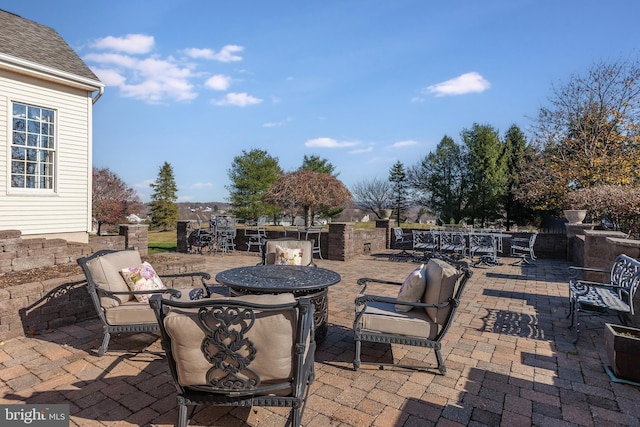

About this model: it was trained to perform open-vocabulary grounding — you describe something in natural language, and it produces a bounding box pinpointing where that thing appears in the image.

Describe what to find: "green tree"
[149,162,178,231]
[462,123,507,226]
[299,154,338,177]
[502,125,533,229]
[409,135,469,224]
[226,149,282,221]
[389,161,409,227]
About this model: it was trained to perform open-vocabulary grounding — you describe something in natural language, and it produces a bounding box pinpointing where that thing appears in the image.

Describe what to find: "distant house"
[126,214,143,224]
[0,9,104,243]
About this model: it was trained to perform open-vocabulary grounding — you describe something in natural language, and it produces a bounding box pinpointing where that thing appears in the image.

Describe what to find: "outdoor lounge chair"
[77,249,213,356]
[149,293,315,427]
[353,258,471,374]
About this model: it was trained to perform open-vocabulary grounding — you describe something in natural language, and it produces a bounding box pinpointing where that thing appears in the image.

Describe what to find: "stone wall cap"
[583,229,628,237]
[607,237,640,248]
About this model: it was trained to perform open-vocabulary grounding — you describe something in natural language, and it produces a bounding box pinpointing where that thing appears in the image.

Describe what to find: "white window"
[11,102,55,189]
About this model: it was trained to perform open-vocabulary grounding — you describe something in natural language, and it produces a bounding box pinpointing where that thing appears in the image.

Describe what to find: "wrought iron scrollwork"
[199,306,260,390]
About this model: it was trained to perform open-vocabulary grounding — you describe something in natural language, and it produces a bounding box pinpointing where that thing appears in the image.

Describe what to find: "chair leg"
[98,330,111,356]
[176,399,188,427]
[434,347,446,375]
[353,339,361,371]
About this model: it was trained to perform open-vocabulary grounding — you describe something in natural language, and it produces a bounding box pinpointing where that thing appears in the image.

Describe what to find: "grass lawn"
[148,230,178,254]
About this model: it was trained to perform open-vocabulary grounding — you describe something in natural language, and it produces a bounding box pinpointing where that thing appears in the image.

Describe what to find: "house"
[0,9,104,243]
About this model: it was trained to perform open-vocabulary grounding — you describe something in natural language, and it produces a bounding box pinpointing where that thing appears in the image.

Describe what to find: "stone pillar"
[565,223,594,264]
[328,222,354,261]
[375,219,392,249]
[119,224,149,256]
[177,220,191,253]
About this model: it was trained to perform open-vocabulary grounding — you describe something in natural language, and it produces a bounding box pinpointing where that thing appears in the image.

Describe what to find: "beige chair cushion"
[356,301,439,340]
[104,300,158,325]
[85,250,142,308]
[422,258,461,324]
[394,264,426,312]
[265,240,312,266]
[164,293,297,388]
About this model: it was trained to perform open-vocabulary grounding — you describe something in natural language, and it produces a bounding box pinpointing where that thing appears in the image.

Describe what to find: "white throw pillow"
[394,264,426,312]
[120,261,166,303]
[275,245,303,265]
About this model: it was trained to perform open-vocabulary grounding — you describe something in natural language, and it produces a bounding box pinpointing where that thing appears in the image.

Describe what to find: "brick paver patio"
[1,251,639,426]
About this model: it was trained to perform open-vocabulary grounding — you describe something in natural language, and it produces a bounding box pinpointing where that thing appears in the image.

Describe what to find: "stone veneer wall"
[0,225,150,341]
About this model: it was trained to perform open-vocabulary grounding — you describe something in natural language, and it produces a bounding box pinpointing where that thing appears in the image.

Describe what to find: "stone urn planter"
[563,209,587,224]
[605,323,640,382]
[379,209,392,220]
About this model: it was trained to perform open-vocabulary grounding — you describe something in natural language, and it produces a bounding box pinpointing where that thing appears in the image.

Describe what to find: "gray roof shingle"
[0,9,100,83]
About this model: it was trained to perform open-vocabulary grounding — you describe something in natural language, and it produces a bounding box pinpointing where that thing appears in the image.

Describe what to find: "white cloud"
[85,35,248,104]
[350,147,373,154]
[213,92,263,106]
[410,96,425,103]
[91,34,155,54]
[390,140,418,148]
[263,117,292,128]
[205,74,231,91]
[305,137,359,148]
[189,182,214,189]
[92,68,126,86]
[424,72,490,97]
[184,45,244,62]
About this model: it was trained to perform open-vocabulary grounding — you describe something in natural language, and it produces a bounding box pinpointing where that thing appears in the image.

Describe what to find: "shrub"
[563,185,640,237]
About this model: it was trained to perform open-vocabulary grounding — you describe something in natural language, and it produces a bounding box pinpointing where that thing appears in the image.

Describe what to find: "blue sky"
[5,1,640,203]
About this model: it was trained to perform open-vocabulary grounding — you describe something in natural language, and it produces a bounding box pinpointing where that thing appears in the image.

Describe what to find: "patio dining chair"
[510,233,537,265]
[439,231,466,259]
[392,227,413,256]
[469,232,498,267]
[150,293,315,427]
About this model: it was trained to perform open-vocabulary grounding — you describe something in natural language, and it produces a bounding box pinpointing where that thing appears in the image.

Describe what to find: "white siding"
[0,69,93,241]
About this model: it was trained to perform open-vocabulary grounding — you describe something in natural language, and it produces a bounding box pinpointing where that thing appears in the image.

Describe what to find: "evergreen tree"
[226,149,282,221]
[462,123,507,227]
[149,162,178,231]
[502,124,532,229]
[299,154,338,177]
[389,161,409,227]
[409,135,469,224]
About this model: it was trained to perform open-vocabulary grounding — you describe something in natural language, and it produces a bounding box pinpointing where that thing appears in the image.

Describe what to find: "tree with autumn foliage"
[92,167,142,235]
[519,59,640,211]
[264,170,352,227]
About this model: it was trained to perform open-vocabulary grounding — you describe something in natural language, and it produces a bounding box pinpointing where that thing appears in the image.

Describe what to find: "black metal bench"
[568,254,640,343]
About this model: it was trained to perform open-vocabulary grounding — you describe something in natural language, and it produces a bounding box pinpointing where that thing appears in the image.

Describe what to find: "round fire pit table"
[215,265,341,343]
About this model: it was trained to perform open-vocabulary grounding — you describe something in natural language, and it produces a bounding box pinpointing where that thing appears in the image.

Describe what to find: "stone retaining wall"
[0,225,150,341]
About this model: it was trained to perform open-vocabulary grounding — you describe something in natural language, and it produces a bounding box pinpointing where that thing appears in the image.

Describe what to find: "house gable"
[0,9,103,243]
